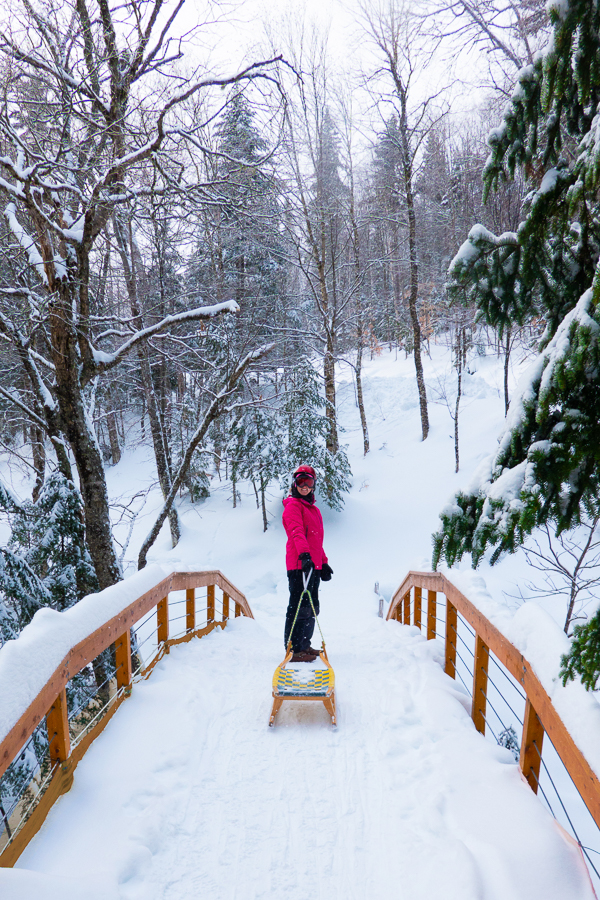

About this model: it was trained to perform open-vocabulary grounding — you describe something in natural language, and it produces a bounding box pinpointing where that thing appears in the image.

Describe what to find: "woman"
[282,465,333,662]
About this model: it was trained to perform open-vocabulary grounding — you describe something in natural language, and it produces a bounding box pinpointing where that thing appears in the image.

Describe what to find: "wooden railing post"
[520,699,545,793]
[186,588,195,633]
[46,689,70,765]
[427,590,436,640]
[403,591,410,625]
[115,630,132,694]
[414,586,422,630]
[445,600,457,679]
[157,595,169,646]
[472,635,489,735]
[235,602,241,617]
[207,585,215,624]
[222,591,230,622]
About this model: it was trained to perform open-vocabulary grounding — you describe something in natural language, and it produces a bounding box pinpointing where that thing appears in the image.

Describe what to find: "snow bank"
[0,564,177,744]
[0,867,117,900]
[443,568,600,774]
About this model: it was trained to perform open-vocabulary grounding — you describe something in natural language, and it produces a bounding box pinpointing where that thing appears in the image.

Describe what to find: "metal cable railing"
[0,570,252,866]
[390,575,600,890]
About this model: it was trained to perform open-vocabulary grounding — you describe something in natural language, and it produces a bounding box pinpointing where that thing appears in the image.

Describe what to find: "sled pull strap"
[286,568,314,650]
[301,567,326,651]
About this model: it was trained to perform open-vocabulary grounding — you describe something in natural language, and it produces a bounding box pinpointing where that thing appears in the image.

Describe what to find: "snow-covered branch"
[0,385,46,431]
[4,203,48,284]
[87,301,240,380]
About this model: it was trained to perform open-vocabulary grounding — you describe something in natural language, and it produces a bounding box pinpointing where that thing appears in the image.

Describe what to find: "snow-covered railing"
[0,567,252,867]
[388,571,600,882]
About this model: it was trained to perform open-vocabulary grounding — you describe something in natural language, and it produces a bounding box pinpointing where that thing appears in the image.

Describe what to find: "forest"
[1,0,600,690]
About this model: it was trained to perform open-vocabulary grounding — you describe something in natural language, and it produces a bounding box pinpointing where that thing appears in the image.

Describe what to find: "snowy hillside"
[2,340,598,900]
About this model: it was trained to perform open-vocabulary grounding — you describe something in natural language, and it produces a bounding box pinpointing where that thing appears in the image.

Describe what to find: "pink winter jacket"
[282,496,329,571]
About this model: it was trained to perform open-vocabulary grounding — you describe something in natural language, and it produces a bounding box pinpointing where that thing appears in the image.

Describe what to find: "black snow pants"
[284,569,320,653]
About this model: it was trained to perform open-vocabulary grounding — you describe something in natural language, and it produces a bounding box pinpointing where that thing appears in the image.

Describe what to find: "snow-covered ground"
[1,340,598,899]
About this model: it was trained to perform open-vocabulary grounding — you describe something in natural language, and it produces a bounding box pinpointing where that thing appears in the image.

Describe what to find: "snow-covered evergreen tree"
[229,404,286,530]
[10,472,99,611]
[283,358,351,511]
[0,480,48,643]
[434,0,600,578]
[188,90,287,349]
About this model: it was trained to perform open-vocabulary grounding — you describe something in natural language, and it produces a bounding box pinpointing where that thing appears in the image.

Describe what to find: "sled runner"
[269,570,337,726]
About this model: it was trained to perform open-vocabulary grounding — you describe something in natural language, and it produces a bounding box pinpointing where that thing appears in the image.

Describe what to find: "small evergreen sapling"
[560,612,600,692]
[283,358,351,511]
[497,725,520,761]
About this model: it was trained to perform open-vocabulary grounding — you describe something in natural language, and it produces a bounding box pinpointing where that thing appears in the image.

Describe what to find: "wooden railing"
[388,572,600,832]
[0,569,252,867]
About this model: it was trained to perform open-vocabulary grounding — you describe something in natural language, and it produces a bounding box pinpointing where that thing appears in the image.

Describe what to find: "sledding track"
[3,571,597,900]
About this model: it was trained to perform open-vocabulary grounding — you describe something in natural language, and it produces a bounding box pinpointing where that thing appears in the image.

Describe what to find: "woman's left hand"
[320,563,333,581]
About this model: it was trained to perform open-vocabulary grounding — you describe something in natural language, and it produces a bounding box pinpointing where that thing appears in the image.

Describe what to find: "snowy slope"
[1,342,597,899]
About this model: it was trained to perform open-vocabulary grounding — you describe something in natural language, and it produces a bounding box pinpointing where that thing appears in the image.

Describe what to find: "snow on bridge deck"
[8,610,594,900]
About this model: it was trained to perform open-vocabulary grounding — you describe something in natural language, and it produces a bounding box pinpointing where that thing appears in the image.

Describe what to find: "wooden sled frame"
[269,647,337,727]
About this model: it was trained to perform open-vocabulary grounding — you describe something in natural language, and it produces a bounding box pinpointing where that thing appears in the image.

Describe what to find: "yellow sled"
[269,646,337,726]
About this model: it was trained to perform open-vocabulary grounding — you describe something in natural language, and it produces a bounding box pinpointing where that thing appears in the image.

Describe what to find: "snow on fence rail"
[388,571,600,884]
[0,567,252,867]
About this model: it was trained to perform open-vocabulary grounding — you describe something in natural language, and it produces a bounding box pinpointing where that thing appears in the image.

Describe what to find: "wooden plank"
[186,588,195,632]
[445,601,457,679]
[0,663,69,780]
[520,698,545,794]
[414,586,422,630]
[427,590,436,640]
[70,578,174,673]
[46,689,70,764]
[157,596,169,645]
[0,764,65,868]
[166,622,218,649]
[115,630,132,693]
[472,636,489,735]
[170,571,254,618]
[207,585,215,624]
[403,591,410,625]
[222,591,230,622]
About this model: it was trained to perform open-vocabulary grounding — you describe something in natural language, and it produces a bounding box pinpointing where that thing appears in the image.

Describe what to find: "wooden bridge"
[0,567,598,897]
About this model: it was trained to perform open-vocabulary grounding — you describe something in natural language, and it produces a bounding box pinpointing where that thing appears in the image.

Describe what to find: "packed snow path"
[13,611,594,900]
[3,347,597,898]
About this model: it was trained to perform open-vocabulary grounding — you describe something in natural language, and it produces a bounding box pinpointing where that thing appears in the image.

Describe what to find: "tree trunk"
[31,427,46,502]
[395,69,429,440]
[356,344,370,456]
[324,342,338,454]
[50,288,121,590]
[113,216,180,547]
[260,475,268,532]
[504,325,512,416]
[404,176,429,440]
[454,328,463,474]
[107,409,121,465]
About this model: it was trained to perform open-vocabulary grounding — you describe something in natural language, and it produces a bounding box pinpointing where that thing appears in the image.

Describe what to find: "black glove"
[299,552,313,576]
[320,562,333,582]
